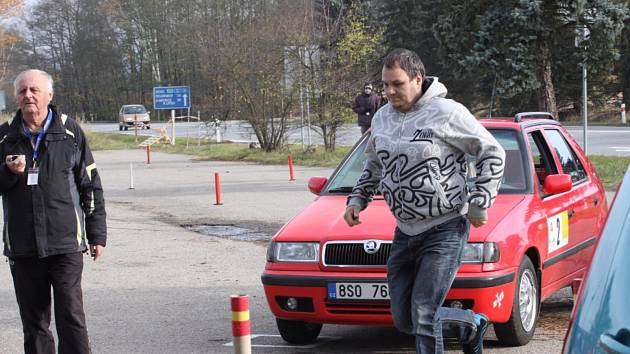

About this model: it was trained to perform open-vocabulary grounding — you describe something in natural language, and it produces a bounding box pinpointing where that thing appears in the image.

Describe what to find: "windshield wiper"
[326,186,354,193]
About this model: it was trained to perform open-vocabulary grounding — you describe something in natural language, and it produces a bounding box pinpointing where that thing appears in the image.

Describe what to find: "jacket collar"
[9,104,65,138]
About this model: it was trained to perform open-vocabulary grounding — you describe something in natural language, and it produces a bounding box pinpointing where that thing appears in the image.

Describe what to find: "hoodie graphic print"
[347,78,505,236]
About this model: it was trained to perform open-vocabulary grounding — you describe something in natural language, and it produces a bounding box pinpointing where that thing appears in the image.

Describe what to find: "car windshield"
[123,105,147,114]
[324,129,527,195]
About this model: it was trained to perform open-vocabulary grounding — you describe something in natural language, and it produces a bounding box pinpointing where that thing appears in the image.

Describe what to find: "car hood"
[274,194,526,243]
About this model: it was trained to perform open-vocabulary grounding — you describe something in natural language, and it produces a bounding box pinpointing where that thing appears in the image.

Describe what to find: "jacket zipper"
[397,113,407,216]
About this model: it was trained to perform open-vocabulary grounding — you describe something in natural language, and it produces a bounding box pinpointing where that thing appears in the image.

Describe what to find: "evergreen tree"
[434,0,627,117]
[379,0,490,110]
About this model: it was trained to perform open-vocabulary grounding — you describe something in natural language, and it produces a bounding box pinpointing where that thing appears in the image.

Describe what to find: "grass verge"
[86,132,629,190]
[589,155,630,191]
[86,132,350,168]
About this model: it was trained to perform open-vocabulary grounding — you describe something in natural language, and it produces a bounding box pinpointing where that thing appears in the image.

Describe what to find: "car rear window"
[122,106,147,114]
[324,129,526,195]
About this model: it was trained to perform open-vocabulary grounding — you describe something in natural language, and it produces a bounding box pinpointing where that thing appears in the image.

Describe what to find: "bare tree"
[297,1,383,151]
[0,0,22,85]
[221,0,305,151]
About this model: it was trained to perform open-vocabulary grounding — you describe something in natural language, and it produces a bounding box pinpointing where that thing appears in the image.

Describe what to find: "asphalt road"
[0,149,597,354]
[88,121,630,156]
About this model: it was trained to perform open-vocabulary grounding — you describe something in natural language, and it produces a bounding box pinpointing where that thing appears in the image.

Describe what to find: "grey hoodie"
[347,77,505,236]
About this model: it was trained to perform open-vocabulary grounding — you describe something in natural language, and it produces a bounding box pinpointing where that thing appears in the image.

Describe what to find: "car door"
[525,128,573,288]
[543,128,600,267]
[541,128,599,282]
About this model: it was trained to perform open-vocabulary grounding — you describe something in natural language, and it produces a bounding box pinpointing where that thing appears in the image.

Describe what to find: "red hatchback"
[261,112,608,346]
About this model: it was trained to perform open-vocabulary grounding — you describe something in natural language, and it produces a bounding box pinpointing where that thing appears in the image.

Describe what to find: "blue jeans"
[387,216,477,353]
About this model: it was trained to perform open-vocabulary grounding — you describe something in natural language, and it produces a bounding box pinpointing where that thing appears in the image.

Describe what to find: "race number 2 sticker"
[547,211,569,253]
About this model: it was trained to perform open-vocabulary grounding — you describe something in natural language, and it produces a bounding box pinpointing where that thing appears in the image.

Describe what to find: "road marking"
[223,334,339,348]
[610,147,630,152]
[566,129,630,134]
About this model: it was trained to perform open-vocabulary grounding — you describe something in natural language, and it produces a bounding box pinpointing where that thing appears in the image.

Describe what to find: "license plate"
[327,282,389,300]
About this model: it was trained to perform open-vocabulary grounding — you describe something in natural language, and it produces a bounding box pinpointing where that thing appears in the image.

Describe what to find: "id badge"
[27,167,39,186]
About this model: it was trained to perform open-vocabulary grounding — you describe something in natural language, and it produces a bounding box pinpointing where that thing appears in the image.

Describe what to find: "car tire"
[146,125,150,130]
[276,318,322,344]
[494,256,539,346]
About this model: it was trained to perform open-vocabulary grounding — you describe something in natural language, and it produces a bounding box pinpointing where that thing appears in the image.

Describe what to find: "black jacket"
[352,93,380,127]
[0,105,106,258]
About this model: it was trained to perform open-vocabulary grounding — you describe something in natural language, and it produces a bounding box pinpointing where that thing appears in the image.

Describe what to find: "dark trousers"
[360,125,370,135]
[387,217,476,354]
[9,252,90,354]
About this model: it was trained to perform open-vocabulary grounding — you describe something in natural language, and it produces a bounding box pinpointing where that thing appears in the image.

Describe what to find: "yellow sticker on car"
[548,211,569,252]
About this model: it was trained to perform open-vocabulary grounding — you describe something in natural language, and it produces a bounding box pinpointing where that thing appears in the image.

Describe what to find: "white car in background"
[119,104,150,130]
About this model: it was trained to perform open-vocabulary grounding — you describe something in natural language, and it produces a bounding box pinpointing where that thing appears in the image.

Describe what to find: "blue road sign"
[153,86,191,110]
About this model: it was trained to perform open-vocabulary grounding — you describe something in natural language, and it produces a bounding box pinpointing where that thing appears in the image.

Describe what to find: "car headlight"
[266,242,319,262]
[461,242,500,263]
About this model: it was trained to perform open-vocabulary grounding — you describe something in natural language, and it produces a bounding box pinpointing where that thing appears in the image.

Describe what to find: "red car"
[261,112,608,346]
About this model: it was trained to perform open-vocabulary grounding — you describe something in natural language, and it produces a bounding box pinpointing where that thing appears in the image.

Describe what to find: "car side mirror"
[308,176,328,195]
[147,111,151,115]
[543,174,572,195]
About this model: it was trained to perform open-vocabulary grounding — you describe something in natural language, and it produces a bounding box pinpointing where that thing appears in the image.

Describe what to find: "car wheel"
[276,318,322,344]
[494,256,539,346]
[146,125,150,130]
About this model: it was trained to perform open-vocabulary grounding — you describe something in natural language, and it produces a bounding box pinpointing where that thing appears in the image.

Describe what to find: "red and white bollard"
[214,172,223,205]
[288,155,296,181]
[231,294,251,354]
[622,103,626,124]
[146,145,151,164]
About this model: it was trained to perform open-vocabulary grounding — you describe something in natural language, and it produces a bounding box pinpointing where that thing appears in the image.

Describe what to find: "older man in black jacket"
[0,69,107,354]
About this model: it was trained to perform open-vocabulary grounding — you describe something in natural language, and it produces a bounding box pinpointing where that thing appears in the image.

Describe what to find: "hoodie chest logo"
[410,129,434,143]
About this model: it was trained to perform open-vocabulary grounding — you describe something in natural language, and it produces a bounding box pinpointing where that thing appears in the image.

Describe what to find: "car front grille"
[323,241,391,267]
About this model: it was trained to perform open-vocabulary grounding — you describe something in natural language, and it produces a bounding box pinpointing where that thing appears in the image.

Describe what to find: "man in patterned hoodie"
[344,48,505,354]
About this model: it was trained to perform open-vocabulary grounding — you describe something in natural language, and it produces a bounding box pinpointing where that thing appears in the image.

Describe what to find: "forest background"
[0,0,628,151]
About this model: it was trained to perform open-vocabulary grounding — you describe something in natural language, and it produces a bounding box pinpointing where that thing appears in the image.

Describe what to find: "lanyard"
[23,110,53,164]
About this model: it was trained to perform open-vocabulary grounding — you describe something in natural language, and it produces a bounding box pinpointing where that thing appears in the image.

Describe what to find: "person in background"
[0,69,107,354]
[378,90,389,109]
[344,48,505,354]
[352,83,380,134]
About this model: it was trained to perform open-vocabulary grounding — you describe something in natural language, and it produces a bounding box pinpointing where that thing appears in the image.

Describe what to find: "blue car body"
[563,165,630,354]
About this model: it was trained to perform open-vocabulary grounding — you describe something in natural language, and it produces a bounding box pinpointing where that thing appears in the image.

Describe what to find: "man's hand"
[344,206,362,227]
[5,155,26,174]
[89,244,105,261]
[469,216,487,228]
